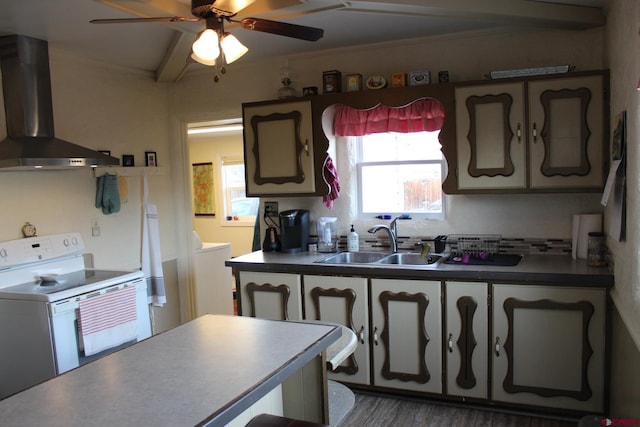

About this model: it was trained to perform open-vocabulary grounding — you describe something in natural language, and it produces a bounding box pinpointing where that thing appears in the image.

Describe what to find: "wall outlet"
[264,201,279,217]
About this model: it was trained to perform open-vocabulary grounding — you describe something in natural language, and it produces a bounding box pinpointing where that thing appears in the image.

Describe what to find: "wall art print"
[192,162,215,216]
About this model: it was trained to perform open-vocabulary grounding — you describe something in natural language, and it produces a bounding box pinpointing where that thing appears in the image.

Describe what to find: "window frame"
[355,133,447,221]
[219,154,259,227]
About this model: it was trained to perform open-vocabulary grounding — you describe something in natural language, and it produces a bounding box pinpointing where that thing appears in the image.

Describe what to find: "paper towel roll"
[572,213,603,259]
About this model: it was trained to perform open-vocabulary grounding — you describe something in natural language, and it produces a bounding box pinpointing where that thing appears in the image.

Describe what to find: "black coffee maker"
[279,210,310,253]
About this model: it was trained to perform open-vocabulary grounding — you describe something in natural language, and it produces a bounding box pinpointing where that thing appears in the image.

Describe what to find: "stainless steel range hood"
[0,35,119,170]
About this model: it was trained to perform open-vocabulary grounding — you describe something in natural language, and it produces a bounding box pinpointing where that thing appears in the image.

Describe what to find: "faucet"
[368,216,405,252]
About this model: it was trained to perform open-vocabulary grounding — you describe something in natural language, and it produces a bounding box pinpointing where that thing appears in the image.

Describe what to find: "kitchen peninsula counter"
[0,315,340,426]
[226,250,614,287]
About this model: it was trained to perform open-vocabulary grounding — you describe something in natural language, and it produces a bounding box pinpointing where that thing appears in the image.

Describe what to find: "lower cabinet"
[238,272,303,321]
[304,275,370,385]
[370,279,442,393]
[445,281,488,399]
[492,284,606,412]
[235,269,608,415]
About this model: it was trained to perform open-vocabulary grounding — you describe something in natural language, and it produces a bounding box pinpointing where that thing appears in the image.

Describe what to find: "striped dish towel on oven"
[78,286,138,356]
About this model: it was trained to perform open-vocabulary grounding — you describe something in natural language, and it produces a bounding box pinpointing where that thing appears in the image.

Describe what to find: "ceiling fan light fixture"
[190,52,216,66]
[220,33,248,64]
[192,29,220,64]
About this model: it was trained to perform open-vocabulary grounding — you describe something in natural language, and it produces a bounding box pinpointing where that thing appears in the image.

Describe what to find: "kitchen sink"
[377,252,443,265]
[316,251,390,264]
[315,251,444,266]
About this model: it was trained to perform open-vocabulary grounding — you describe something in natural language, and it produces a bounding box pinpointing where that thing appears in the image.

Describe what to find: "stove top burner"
[0,269,143,302]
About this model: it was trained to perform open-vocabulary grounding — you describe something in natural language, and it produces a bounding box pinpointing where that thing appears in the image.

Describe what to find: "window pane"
[361,163,442,213]
[222,163,259,217]
[361,131,442,162]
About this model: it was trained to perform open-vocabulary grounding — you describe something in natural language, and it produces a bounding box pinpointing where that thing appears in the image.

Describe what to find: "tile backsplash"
[333,235,572,255]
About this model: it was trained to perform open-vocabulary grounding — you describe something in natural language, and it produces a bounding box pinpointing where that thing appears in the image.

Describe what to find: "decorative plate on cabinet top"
[365,75,387,90]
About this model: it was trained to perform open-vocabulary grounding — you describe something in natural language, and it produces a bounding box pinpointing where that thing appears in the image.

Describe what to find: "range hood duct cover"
[0,35,119,170]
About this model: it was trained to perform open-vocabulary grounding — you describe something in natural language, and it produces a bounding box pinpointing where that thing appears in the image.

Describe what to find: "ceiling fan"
[91,0,324,81]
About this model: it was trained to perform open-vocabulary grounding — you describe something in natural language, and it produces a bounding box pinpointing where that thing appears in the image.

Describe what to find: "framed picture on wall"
[192,162,215,216]
[145,151,157,167]
[122,154,135,167]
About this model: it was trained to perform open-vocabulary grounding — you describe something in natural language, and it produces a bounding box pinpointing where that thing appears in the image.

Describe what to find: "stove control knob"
[0,248,7,258]
[71,237,78,246]
[63,238,70,247]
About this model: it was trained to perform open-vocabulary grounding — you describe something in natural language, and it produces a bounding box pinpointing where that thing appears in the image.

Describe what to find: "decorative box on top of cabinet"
[242,98,329,197]
[446,70,609,193]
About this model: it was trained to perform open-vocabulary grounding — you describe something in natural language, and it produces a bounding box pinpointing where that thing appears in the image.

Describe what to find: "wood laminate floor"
[338,392,578,427]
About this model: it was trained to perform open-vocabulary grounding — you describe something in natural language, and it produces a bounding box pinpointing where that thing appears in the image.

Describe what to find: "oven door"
[50,278,150,374]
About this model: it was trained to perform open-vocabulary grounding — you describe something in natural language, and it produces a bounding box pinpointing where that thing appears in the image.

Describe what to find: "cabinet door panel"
[455,83,526,190]
[528,76,605,189]
[445,282,488,399]
[243,100,315,195]
[304,275,370,385]
[492,284,605,412]
[371,279,442,393]
[239,272,302,321]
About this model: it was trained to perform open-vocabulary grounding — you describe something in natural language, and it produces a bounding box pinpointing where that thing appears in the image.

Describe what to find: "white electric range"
[0,233,151,400]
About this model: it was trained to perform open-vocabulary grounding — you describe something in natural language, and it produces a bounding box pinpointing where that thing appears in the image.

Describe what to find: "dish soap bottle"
[347,224,359,252]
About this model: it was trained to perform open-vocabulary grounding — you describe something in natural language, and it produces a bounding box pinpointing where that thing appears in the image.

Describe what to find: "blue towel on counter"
[95,174,121,215]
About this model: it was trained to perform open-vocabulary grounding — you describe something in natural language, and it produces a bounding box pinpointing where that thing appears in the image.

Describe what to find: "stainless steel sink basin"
[315,251,444,266]
[315,251,390,264]
[377,252,443,265]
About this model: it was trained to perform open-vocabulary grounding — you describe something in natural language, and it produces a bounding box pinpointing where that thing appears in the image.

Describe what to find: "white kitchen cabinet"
[193,243,233,317]
[370,279,442,393]
[452,71,607,193]
[238,272,302,321]
[528,75,605,189]
[445,281,488,399]
[303,275,370,386]
[492,284,606,412]
[243,99,319,196]
[455,82,527,190]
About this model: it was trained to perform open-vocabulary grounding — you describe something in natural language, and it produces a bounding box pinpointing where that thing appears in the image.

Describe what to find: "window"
[356,131,445,220]
[220,156,259,222]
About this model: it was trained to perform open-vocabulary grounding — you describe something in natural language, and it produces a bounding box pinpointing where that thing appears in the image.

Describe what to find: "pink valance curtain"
[333,98,445,136]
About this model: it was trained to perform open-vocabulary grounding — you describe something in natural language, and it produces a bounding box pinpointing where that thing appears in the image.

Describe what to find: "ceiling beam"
[156,30,193,82]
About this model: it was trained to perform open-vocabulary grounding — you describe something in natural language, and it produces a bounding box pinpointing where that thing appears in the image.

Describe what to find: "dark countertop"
[226,251,614,287]
[0,315,341,427]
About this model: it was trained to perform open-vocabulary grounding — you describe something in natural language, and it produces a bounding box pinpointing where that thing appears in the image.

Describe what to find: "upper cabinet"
[444,71,609,193]
[243,99,327,196]
[242,84,456,197]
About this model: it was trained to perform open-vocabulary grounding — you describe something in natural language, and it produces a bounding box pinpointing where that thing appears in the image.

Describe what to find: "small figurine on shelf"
[278,60,298,99]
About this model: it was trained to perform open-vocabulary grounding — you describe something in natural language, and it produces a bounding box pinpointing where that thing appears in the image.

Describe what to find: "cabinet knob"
[532,123,538,143]
[516,123,522,143]
[494,337,501,357]
[448,333,454,353]
[304,139,309,156]
[373,326,379,346]
[358,325,365,344]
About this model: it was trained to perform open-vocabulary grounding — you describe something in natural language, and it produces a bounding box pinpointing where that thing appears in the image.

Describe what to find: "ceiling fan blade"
[90,16,199,24]
[239,17,323,41]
